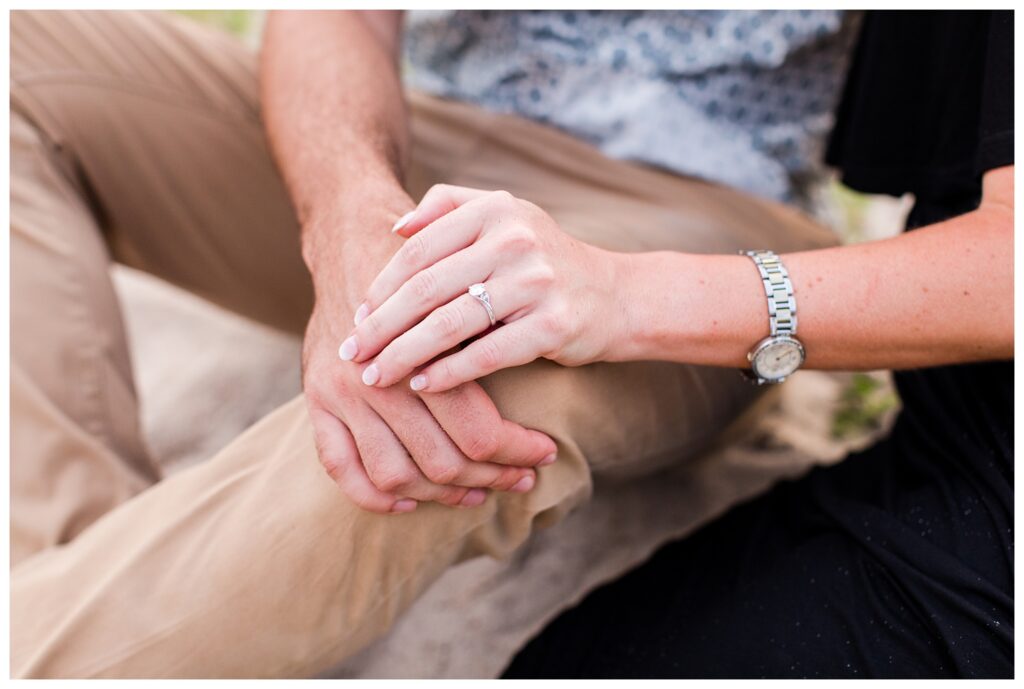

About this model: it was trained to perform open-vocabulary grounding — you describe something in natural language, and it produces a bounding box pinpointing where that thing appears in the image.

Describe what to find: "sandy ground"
[114,262,897,678]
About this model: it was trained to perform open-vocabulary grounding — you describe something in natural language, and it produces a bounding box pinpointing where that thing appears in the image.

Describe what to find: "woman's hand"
[298,202,558,515]
[338,185,628,392]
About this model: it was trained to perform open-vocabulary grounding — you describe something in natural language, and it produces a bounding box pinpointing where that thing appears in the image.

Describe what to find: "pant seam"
[12,71,262,130]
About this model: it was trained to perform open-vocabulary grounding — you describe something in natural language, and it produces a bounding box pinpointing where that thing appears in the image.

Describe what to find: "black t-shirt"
[827,11,1013,202]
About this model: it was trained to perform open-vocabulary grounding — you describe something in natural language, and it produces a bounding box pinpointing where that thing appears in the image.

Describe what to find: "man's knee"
[482,356,762,478]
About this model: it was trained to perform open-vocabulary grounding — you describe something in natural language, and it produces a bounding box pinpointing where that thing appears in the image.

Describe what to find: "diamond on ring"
[468,282,497,326]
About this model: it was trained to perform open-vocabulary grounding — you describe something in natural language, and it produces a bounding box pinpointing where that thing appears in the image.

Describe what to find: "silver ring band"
[468,283,497,326]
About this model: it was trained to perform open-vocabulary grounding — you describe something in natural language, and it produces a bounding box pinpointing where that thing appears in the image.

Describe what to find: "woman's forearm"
[616,168,1013,371]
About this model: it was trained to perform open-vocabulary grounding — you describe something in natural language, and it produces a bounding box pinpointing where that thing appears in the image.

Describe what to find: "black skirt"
[503,363,1013,679]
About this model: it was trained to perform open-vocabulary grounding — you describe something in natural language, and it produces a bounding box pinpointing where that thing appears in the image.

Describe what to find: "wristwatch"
[740,250,805,385]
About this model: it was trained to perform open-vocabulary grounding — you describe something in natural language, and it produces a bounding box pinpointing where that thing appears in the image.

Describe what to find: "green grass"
[831,373,900,440]
[176,10,256,37]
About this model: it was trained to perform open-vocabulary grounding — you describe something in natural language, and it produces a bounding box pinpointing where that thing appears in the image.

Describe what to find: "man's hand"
[262,11,556,512]
[300,206,557,514]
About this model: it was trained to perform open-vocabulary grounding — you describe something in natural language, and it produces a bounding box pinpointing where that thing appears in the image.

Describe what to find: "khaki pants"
[10,11,836,678]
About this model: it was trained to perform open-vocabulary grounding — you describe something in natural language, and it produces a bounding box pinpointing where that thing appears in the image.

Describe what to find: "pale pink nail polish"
[391,211,415,233]
[338,336,358,361]
[353,303,369,326]
[391,498,417,513]
[361,364,380,386]
[539,453,557,466]
[410,375,428,391]
[510,475,535,493]
[460,488,488,507]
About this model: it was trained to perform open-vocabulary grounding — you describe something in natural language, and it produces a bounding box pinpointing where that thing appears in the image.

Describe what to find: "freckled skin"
[624,167,1011,371]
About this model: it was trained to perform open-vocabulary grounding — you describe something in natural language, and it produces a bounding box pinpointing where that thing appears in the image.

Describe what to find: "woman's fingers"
[412,319,547,393]
[343,238,504,365]
[307,406,416,515]
[390,183,491,238]
[360,190,517,321]
[362,278,523,388]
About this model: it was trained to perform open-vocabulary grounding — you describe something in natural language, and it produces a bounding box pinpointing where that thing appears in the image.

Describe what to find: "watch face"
[752,338,805,382]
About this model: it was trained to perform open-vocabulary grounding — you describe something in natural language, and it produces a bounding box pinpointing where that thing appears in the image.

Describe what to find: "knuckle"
[436,487,470,507]
[401,235,429,267]
[537,310,564,336]
[434,357,459,386]
[473,338,502,370]
[410,269,438,305]
[379,347,408,373]
[361,313,385,341]
[463,430,500,462]
[318,452,347,483]
[426,183,452,200]
[423,460,462,486]
[305,384,332,410]
[491,469,526,491]
[372,468,417,494]
[433,306,465,339]
[388,346,420,373]
[322,370,355,400]
[519,198,544,217]
[352,492,387,513]
[489,189,516,207]
[501,225,539,253]
[537,310,570,350]
[527,263,556,289]
[356,500,385,514]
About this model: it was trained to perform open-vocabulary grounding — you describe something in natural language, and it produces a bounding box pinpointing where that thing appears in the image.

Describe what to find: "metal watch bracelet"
[741,249,797,337]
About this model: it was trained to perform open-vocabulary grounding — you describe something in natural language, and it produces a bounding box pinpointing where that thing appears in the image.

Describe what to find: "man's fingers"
[308,406,415,515]
[496,418,559,469]
[421,382,558,468]
[391,183,491,238]
[384,393,537,494]
[349,404,482,507]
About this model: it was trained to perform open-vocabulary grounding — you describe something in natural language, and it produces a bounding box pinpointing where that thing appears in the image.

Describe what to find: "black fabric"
[504,10,1013,679]
[825,10,1013,200]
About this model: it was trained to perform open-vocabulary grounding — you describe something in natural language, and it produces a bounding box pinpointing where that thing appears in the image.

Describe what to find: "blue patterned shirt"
[403,10,860,204]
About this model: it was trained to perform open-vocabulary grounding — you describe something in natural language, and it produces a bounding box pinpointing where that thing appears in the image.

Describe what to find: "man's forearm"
[260,10,412,310]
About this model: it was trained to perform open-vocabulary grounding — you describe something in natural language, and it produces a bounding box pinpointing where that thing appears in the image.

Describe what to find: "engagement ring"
[468,283,497,326]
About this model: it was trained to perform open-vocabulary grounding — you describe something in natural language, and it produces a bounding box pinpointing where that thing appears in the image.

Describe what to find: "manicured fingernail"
[361,364,380,386]
[410,375,428,391]
[338,336,358,361]
[391,498,417,513]
[391,211,415,233]
[510,475,535,493]
[353,303,369,326]
[460,488,488,507]
[539,453,557,466]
